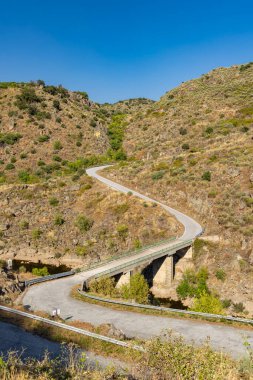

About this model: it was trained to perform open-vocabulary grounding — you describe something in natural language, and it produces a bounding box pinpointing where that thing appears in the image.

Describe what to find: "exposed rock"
[100,323,126,340]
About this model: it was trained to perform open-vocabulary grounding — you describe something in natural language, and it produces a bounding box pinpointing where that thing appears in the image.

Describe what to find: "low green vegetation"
[88,273,149,304]
[0,133,22,145]
[75,214,93,232]
[107,113,127,160]
[176,267,209,300]
[32,266,49,276]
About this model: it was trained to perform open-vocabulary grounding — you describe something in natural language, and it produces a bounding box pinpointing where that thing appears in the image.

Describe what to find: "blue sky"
[1,0,253,103]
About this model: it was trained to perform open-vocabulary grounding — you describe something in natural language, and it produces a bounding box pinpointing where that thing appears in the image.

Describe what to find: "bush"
[233,302,245,313]
[179,127,187,135]
[90,119,96,128]
[32,266,49,276]
[191,291,224,314]
[31,228,42,239]
[215,269,226,281]
[5,163,15,170]
[89,276,116,297]
[0,132,22,145]
[152,170,166,180]
[15,87,42,111]
[54,214,65,226]
[20,152,27,159]
[38,135,50,143]
[75,215,93,232]
[176,268,209,300]
[53,140,63,150]
[53,99,61,110]
[120,273,149,304]
[202,171,211,181]
[205,126,213,134]
[182,143,189,150]
[18,170,31,183]
[116,224,129,238]
[19,220,29,229]
[49,197,59,206]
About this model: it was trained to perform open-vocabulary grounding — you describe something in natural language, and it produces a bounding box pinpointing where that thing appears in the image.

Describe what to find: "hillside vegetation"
[1,63,253,311]
[105,63,253,312]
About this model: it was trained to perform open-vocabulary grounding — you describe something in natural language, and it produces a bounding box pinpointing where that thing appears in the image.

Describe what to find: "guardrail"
[79,236,177,273]
[78,290,253,325]
[22,270,75,288]
[0,305,144,351]
[85,238,193,284]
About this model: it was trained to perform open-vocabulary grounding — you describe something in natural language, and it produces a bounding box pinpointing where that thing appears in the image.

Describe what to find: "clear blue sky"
[1,0,253,103]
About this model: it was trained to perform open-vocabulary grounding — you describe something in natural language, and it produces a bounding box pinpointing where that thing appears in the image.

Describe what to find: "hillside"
[1,63,253,312]
[104,63,253,312]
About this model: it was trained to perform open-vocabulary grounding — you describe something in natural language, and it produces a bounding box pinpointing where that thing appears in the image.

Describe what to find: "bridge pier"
[115,271,131,288]
[152,255,173,288]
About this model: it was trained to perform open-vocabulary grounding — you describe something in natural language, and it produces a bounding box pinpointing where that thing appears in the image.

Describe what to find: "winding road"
[22,166,253,358]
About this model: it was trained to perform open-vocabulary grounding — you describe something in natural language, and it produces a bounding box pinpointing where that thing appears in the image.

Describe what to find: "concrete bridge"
[82,165,202,292]
[83,238,192,291]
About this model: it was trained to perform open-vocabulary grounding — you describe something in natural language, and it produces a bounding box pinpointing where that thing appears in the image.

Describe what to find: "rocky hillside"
[1,63,253,310]
[0,175,181,268]
[103,63,253,311]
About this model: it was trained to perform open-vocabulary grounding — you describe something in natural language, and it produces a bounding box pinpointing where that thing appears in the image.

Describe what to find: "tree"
[120,273,149,304]
[191,292,224,314]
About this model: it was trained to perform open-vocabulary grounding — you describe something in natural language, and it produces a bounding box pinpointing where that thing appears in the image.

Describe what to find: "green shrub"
[191,291,224,314]
[75,246,87,256]
[54,214,65,226]
[176,268,209,300]
[215,269,226,281]
[205,126,213,134]
[32,266,49,276]
[20,152,27,159]
[233,302,245,313]
[182,143,189,150]
[116,224,129,238]
[18,171,31,183]
[75,215,93,232]
[15,87,42,111]
[5,163,15,170]
[107,114,127,160]
[89,276,116,297]
[90,119,96,128]
[179,127,187,135]
[53,99,61,110]
[38,135,50,143]
[152,170,166,180]
[120,273,149,304]
[19,220,29,229]
[31,228,42,239]
[222,299,232,308]
[53,140,63,150]
[0,132,22,145]
[202,171,211,181]
[49,197,59,206]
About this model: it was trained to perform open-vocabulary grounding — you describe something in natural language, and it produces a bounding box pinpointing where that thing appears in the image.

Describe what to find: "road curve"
[86,165,203,240]
[22,166,253,358]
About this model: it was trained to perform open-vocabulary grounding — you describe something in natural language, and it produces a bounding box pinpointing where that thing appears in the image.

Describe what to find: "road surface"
[22,166,253,358]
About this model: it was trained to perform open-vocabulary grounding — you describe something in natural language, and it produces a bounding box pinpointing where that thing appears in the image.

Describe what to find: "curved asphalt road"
[23,166,253,359]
